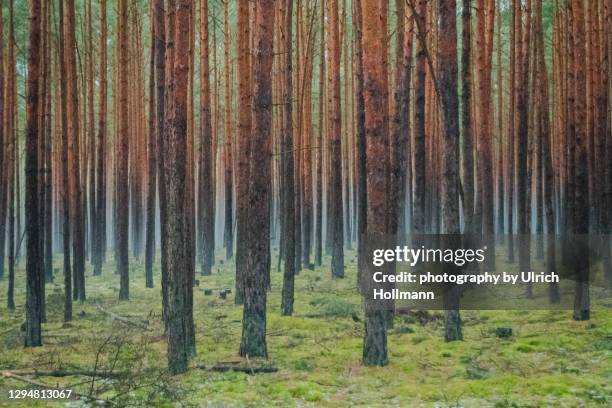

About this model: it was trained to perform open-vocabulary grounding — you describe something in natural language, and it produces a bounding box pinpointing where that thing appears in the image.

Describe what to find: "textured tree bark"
[117,0,130,301]
[534,0,559,304]
[438,0,463,342]
[223,0,234,261]
[507,0,520,263]
[166,0,196,375]
[461,0,474,237]
[476,0,496,269]
[240,0,274,358]
[235,0,252,304]
[199,0,214,278]
[315,0,325,268]
[517,0,532,298]
[0,2,5,283]
[57,0,72,322]
[391,7,414,247]
[361,0,389,367]
[94,0,107,278]
[66,0,85,302]
[281,0,296,316]
[571,0,590,321]
[25,0,43,348]
[412,0,427,237]
[353,0,367,288]
[145,1,157,289]
[86,0,95,273]
[328,0,345,279]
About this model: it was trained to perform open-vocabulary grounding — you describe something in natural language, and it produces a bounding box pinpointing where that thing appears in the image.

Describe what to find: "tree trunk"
[117,0,130,300]
[281,0,295,316]
[145,1,157,288]
[166,0,196,375]
[361,0,389,367]
[66,0,85,302]
[239,0,275,358]
[199,0,213,278]
[438,0,463,342]
[235,0,252,304]
[328,0,344,279]
[25,0,43,348]
[571,0,590,320]
[223,0,234,261]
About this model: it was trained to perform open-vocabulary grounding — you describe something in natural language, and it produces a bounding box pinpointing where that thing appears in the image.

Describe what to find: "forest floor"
[0,248,610,407]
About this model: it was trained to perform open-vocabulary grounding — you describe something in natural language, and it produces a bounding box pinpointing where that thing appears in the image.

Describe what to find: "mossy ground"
[0,248,610,407]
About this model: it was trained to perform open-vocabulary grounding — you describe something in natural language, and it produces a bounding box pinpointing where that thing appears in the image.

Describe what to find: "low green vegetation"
[0,249,610,407]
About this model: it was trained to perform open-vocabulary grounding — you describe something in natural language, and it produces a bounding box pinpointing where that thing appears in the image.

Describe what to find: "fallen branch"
[1,371,113,406]
[196,364,278,375]
[4,369,122,379]
[95,304,151,331]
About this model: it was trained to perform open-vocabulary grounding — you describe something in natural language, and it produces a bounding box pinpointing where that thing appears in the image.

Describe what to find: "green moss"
[0,250,610,407]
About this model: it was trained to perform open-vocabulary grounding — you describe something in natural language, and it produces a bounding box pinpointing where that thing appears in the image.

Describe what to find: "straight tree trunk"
[281,0,296,316]
[199,0,213,277]
[57,0,72,322]
[315,0,325,267]
[223,0,234,261]
[361,0,388,367]
[94,0,108,277]
[235,0,252,304]
[145,0,157,288]
[240,0,275,358]
[66,0,85,302]
[571,0,590,320]
[25,0,43,348]
[328,0,344,279]
[517,0,532,297]
[438,0,463,342]
[166,0,196,375]
[117,0,130,300]
[412,0,427,237]
[461,0,474,235]
[0,0,5,283]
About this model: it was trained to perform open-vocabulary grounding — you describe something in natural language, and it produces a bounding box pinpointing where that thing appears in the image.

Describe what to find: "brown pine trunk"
[94,0,107,277]
[315,0,325,267]
[0,0,4,283]
[145,1,157,288]
[117,0,130,300]
[223,0,234,261]
[328,0,344,279]
[281,0,296,316]
[199,0,213,277]
[66,0,85,302]
[437,0,464,341]
[476,0,496,269]
[25,0,43,348]
[517,0,532,297]
[235,0,252,303]
[165,0,196,375]
[571,0,590,320]
[461,0,474,235]
[240,0,275,358]
[412,0,427,237]
[361,0,388,367]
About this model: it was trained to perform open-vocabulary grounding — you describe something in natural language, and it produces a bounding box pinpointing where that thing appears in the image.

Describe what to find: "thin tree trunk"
[281,0,296,316]
[117,0,130,300]
[145,0,157,288]
[236,0,252,303]
[199,0,213,277]
[328,0,344,279]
